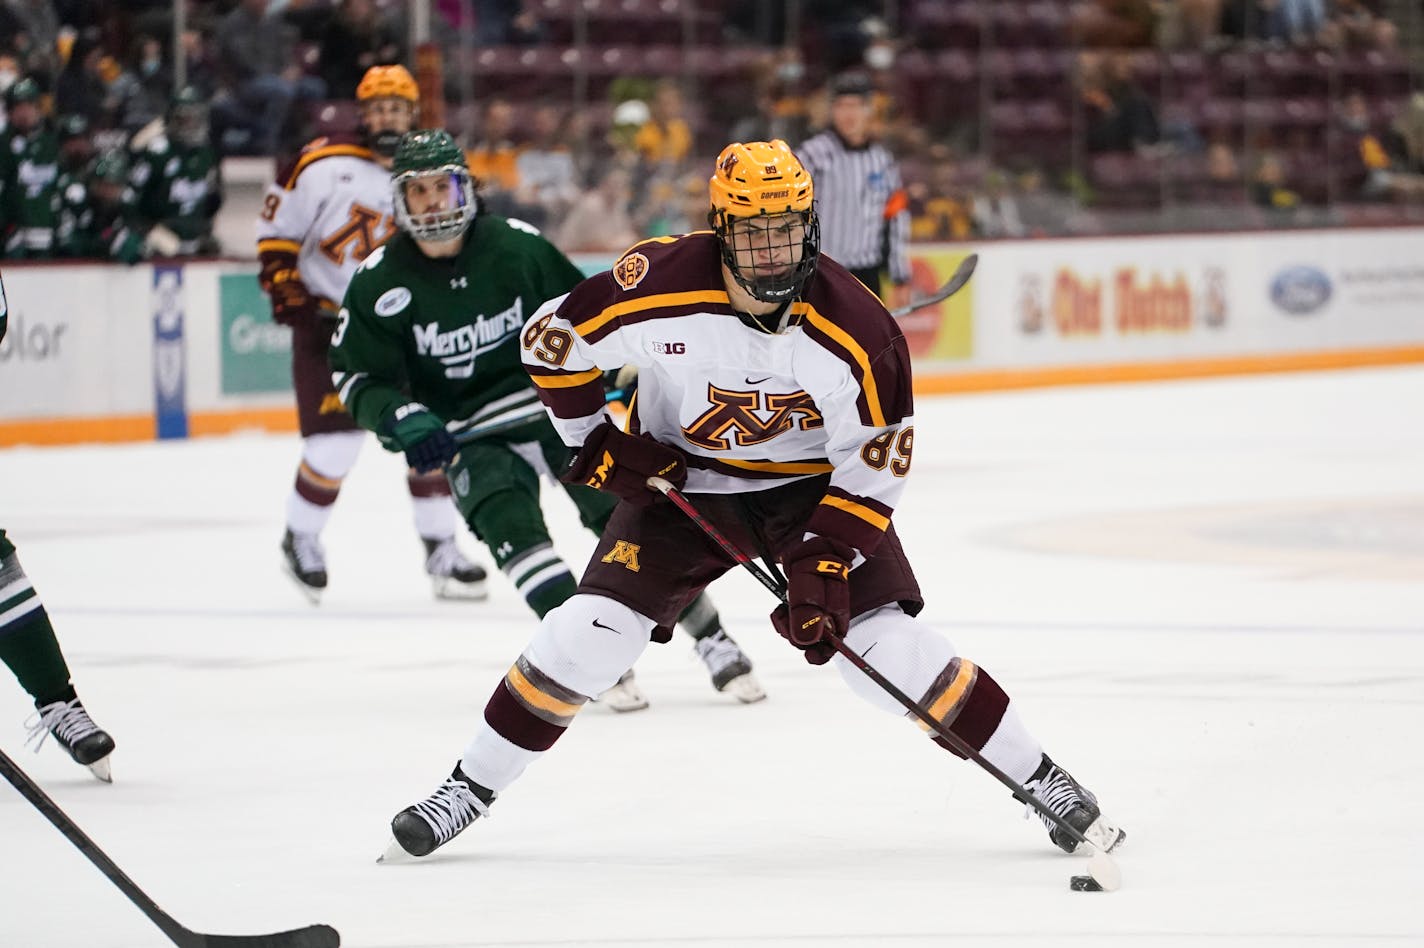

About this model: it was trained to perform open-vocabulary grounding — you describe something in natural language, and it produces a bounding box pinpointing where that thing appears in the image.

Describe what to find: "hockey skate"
[281,529,327,604]
[1022,754,1125,854]
[380,763,496,861]
[423,537,490,600]
[598,669,649,712]
[26,698,116,782]
[693,630,766,704]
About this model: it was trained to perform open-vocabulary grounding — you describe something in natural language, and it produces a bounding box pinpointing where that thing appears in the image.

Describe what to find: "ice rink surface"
[2,366,1422,948]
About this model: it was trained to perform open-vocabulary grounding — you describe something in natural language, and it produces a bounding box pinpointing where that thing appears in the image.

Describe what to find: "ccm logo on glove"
[563,421,686,506]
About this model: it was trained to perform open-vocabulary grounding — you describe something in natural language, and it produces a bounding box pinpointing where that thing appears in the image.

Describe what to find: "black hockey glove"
[382,403,459,474]
[561,420,685,506]
[770,536,854,665]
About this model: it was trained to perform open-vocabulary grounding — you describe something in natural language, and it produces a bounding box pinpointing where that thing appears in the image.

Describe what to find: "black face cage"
[712,208,821,305]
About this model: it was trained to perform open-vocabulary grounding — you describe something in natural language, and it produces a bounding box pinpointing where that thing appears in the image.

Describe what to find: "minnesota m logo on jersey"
[319,202,396,264]
[683,385,824,450]
[600,540,642,572]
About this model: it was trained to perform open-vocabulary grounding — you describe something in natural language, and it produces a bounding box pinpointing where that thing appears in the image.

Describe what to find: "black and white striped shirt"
[796,130,911,284]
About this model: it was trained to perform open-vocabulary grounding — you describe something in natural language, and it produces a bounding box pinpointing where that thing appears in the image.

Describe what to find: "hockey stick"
[0,748,341,948]
[888,252,979,319]
[645,476,1121,891]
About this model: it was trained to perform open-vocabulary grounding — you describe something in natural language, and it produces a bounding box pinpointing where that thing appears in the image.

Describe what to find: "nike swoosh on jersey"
[745,376,772,385]
[592,618,621,634]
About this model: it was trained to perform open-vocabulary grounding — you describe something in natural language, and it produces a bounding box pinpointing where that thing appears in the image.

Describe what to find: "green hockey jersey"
[1,127,60,257]
[329,215,585,447]
[129,135,221,247]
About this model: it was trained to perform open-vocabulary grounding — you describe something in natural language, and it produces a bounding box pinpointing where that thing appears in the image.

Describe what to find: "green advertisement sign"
[219,272,292,394]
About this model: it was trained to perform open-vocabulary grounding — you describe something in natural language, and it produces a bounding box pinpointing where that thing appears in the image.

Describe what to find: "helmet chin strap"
[370,130,402,158]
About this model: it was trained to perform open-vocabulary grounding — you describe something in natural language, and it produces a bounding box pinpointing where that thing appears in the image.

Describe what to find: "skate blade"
[376,837,418,864]
[430,577,490,601]
[86,755,113,783]
[598,681,650,713]
[1083,816,1126,854]
[720,673,767,704]
[282,568,324,605]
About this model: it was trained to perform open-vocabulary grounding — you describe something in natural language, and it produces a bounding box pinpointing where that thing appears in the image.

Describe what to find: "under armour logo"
[450,276,468,289]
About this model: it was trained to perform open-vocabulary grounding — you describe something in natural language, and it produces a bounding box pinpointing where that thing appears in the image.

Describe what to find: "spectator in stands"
[318,0,403,100]
[972,169,1026,238]
[1203,140,1243,198]
[53,30,117,128]
[466,96,540,220]
[1384,93,1424,176]
[214,0,326,154]
[1321,0,1398,49]
[112,35,172,134]
[1159,0,1225,48]
[908,160,974,242]
[1335,89,1393,199]
[472,0,547,45]
[555,164,639,252]
[1082,52,1161,154]
[514,101,582,227]
[1250,151,1304,214]
[730,58,812,148]
[0,0,60,87]
[1073,0,1158,48]
[633,80,693,174]
[0,76,60,259]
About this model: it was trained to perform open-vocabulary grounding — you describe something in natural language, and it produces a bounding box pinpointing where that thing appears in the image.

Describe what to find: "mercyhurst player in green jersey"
[0,270,116,780]
[329,130,765,713]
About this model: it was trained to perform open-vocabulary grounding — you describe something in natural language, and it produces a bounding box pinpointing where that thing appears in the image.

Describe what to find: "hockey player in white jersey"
[381,140,1126,862]
[257,65,487,602]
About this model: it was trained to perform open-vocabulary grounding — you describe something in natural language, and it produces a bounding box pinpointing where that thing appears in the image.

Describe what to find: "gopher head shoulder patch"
[612,252,650,290]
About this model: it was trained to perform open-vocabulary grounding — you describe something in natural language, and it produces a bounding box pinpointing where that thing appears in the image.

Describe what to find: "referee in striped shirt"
[796,73,912,310]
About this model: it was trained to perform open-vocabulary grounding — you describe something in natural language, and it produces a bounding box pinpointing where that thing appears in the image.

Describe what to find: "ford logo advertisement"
[1270,266,1332,315]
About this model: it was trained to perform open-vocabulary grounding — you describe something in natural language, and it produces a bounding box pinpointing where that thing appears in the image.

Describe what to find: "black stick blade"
[202,923,340,948]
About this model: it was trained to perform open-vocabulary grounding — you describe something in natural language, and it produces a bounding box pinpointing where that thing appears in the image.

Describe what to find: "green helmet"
[168,85,209,148]
[91,150,130,185]
[392,129,477,242]
[5,76,41,109]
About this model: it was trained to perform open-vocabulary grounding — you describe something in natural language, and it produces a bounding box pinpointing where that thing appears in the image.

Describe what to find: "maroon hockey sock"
[913,658,1011,759]
[294,461,341,507]
[482,654,588,751]
[407,470,451,498]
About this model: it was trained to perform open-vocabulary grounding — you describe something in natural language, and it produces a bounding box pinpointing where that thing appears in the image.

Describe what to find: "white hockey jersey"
[255,135,397,305]
[522,232,916,557]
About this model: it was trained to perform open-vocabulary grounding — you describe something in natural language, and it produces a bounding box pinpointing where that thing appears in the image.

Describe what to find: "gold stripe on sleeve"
[529,368,604,389]
[798,303,886,427]
[819,494,890,531]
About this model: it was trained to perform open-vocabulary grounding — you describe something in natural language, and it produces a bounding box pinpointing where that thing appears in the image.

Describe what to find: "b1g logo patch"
[613,252,649,290]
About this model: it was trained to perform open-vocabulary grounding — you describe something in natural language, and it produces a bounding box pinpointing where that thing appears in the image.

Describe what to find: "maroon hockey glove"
[771,536,854,665]
[561,420,686,506]
[259,254,317,326]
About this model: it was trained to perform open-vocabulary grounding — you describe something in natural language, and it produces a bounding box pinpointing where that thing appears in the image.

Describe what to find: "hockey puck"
[1070,874,1105,892]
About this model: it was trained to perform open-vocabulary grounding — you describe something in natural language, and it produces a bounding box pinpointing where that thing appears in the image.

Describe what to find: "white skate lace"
[411,776,491,844]
[1024,765,1094,828]
[24,699,101,753]
[425,538,475,578]
[288,532,326,573]
[693,630,747,676]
